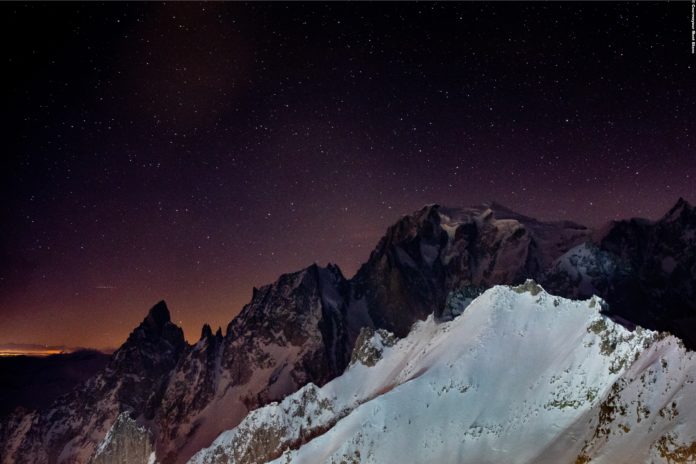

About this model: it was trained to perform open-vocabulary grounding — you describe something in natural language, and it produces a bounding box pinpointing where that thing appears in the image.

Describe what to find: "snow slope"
[189,282,696,464]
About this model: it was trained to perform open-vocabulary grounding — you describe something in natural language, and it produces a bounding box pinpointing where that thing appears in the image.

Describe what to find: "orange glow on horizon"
[0,349,67,357]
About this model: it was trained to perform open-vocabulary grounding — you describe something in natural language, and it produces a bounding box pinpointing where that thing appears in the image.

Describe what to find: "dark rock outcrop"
[350,203,591,336]
[0,301,185,464]
[153,263,352,464]
[542,198,696,347]
[89,413,154,464]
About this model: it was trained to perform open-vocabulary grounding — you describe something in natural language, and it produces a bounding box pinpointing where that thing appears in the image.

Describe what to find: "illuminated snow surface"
[189,282,696,464]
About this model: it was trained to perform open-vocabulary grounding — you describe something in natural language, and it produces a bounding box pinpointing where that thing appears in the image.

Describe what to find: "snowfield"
[188,282,696,464]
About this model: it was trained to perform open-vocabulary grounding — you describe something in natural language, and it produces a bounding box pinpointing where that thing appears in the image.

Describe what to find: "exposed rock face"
[440,285,485,321]
[598,198,696,346]
[543,198,696,348]
[0,302,185,464]
[153,263,352,464]
[89,413,155,464]
[226,263,352,389]
[3,199,696,464]
[350,203,591,336]
[349,327,396,367]
[153,324,224,464]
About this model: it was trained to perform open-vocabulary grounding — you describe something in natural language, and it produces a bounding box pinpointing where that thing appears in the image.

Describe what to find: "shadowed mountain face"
[353,200,696,346]
[1,199,695,464]
[351,203,592,336]
[153,264,352,463]
[543,198,696,347]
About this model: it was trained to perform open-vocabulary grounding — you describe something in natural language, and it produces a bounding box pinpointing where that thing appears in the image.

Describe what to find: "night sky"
[1,3,694,349]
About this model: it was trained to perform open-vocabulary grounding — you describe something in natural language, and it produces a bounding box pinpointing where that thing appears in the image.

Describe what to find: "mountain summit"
[1,199,695,464]
[351,202,591,336]
[145,300,172,330]
[0,301,186,463]
[190,283,696,464]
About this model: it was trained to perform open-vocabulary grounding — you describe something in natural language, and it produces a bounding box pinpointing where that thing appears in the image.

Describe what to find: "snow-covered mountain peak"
[190,284,696,464]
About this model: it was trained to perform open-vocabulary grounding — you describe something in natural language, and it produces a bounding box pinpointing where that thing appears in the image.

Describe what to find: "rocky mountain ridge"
[2,199,695,464]
[544,197,696,347]
[189,283,696,464]
[0,302,186,463]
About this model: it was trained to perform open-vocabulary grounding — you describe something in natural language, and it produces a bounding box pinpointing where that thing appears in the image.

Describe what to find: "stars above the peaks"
[1,2,694,348]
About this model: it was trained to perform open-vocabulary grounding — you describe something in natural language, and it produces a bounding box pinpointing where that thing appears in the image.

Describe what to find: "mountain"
[350,202,591,336]
[189,283,696,464]
[152,263,352,463]
[2,199,695,464]
[543,198,696,347]
[0,301,186,464]
[1,265,353,464]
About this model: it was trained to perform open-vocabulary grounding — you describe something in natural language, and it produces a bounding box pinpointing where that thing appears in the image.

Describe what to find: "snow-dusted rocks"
[3,199,696,464]
[348,327,396,368]
[89,413,156,464]
[153,263,353,463]
[187,384,341,464]
[190,283,696,464]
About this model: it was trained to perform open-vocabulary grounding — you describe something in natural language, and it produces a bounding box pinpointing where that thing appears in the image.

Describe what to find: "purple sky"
[1,3,694,348]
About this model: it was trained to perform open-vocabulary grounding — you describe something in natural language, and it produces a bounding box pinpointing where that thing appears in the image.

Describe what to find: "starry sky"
[1,3,694,349]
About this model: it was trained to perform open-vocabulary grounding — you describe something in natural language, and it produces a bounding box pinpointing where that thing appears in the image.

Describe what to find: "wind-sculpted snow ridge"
[189,282,696,464]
